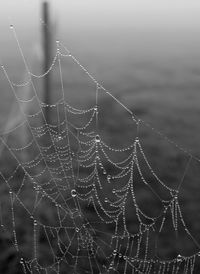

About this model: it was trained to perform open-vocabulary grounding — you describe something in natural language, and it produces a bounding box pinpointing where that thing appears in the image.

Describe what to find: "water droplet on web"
[89,249,94,255]
[107,175,111,180]
[104,198,108,203]
[75,227,79,232]
[10,24,14,29]
[95,135,100,143]
[135,137,139,143]
[177,254,182,262]
[113,249,117,255]
[71,189,77,197]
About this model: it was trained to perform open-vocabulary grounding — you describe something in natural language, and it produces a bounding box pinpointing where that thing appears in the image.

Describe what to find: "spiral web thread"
[0,24,200,274]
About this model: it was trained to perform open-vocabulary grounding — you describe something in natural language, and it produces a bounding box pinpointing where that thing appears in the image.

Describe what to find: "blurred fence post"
[42,1,52,125]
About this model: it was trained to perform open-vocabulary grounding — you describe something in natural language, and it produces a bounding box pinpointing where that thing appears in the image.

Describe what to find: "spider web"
[0,24,200,274]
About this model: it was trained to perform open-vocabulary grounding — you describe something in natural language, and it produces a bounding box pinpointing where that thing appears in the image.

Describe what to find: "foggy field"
[1,56,200,273]
[1,58,200,152]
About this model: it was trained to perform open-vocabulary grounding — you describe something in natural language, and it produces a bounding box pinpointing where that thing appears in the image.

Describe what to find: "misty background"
[1,0,200,150]
[1,1,200,273]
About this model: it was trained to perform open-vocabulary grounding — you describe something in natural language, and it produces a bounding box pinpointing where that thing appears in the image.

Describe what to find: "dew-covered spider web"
[1,24,200,274]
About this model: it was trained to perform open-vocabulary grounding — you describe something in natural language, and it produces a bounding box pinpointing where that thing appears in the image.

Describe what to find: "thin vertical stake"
[42,1,51,124]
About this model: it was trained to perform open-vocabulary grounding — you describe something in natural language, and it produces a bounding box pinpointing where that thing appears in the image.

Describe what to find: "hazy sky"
[1,0,200,30]
[1,0,200,72]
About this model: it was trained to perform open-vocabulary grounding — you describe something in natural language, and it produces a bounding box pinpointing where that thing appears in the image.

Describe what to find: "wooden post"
[42,1,51,124]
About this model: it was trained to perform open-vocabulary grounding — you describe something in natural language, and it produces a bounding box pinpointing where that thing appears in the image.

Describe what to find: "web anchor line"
[59,41,198,163]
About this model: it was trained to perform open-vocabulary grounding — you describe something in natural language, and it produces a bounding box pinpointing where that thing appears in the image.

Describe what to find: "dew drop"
[107,175,111,180]
[104,198,108,203]
[89,249,94,255]
[75,227,79,232]
[177,254,182,262]
[135,137,139,143]
[113,249,117,255]
[71,189,77,198]
[10,24,14,29]
[95,135,100,143]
